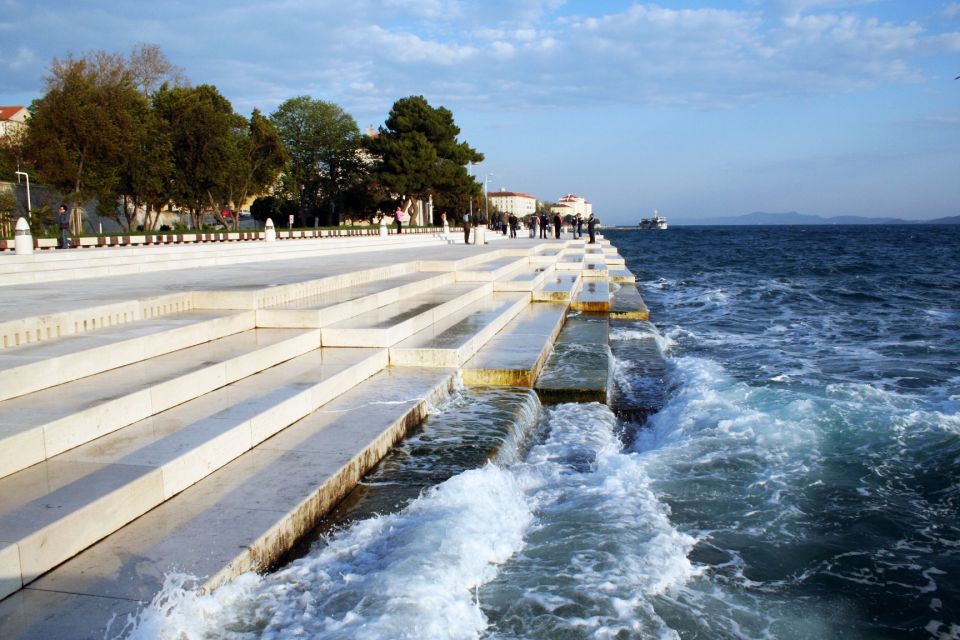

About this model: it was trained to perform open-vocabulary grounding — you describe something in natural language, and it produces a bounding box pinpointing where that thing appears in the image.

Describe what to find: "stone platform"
[0,230,643,638]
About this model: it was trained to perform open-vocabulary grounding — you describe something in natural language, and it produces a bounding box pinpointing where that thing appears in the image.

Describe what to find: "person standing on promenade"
[587,213,599,244]
[553,213,562,239]
[463,212,471,244]
[509,213,518,238]
[529,214,538,238]
[539,212,548,239]
[576,213,584,239]
[57,204,71,249]
[394,206,404,234]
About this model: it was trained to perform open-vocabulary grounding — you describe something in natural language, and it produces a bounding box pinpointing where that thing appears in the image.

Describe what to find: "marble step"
[532,272,582,302]
[0,235,445,286]
[556,252,586,270]
[609,268,636,283]
[0,347,387,600]
[608,319,668,429]
[389,292,529,368]
[535,315,611,404]
[609,283,650,320]
[0,310,255,402]
[0,328,320,480]
[256,270,454,328]
[493,264,554,292]
[454,255,529,282]
[461,302,568,386]
[572,278,613,312]
[321,282,492,347]
[417,250,510,272]
[0,367,455,639]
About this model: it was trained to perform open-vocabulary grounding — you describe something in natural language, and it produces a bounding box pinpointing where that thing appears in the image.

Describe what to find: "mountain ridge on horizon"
[670,211,960,226]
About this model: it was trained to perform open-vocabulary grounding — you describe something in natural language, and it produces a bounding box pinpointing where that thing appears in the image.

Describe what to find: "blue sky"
[2,0,958,223]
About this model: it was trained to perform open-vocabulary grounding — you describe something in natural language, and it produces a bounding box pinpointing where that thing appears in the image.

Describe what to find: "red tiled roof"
[0,106,27,120]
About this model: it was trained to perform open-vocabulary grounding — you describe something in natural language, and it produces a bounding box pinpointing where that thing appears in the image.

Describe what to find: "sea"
[126,225,960,640]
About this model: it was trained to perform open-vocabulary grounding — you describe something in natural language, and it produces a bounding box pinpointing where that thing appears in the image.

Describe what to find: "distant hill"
[674,211,952,226]
[926,215,960,225]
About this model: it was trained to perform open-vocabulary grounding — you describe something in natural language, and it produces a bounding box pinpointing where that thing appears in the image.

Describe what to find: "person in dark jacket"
[57,204,71,249]
[508,213,518,238]
[463,212,471,244]
[553,213,562,239]
[587,213,599,244]
[539,213,548,239]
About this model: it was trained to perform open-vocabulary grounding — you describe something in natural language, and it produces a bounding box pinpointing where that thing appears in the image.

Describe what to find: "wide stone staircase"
[0,233,648,638]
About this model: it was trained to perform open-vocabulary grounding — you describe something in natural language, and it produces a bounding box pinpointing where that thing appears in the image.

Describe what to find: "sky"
[1,0,959,224]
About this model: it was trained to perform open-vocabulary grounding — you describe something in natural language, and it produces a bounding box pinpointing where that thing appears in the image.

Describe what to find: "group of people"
[393,206,599,245]
[525,211,600,243]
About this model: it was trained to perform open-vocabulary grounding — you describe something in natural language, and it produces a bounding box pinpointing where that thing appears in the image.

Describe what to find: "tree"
[25,51,147,216]
[365,95,483,224]
[128,43,184,98]
[220,109,287,229]
[112,105,174,231]
[270,97,365,226]
[153,84,238,228]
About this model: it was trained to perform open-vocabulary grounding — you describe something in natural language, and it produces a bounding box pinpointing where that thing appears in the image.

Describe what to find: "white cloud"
[1,0,957,117]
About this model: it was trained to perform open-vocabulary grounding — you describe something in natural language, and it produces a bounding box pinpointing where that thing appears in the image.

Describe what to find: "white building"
[551,194,592,219]
[489,190,537,217]
[0,106,28,140]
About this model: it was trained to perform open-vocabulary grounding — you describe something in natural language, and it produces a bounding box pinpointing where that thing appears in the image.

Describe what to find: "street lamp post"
[14,171,31,219]
[484,173,493,225]
[467,162,473,223]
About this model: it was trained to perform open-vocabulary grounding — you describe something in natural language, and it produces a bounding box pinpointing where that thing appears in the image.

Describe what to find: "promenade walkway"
[0,230,646,639]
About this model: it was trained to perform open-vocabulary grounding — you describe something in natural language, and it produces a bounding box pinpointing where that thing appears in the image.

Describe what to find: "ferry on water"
[639,210,668,229]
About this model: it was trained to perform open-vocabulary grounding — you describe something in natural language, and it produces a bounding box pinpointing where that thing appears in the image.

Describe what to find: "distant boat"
[639,210,668,230]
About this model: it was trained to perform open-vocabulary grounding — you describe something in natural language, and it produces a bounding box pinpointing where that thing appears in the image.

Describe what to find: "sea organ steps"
[0,235,638,613]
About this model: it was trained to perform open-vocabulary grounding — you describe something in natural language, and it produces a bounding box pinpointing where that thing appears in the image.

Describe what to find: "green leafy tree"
[365,95,483,224]
[25,51,147,217]
[111,105,174,231]
[153,84,238,228]
[220,109,287,230]
[270,97,366,226]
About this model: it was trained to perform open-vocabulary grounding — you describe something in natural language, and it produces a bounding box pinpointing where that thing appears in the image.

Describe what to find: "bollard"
[14,217,33,255]
[474,225,486,245]
[264,217,276,242]
[379,217,388,238]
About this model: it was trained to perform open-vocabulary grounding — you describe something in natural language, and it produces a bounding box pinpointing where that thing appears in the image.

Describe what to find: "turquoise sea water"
[129,225,960,639]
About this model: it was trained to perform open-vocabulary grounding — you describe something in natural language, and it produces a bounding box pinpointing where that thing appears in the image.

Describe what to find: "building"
[489,190,537,218]
[0,106,28,140]
[551,194,592,219]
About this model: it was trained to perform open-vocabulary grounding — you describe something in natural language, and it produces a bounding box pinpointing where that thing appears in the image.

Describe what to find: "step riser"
[0,293,196,350]
[0,330,322,480]
[0,312,255,402]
